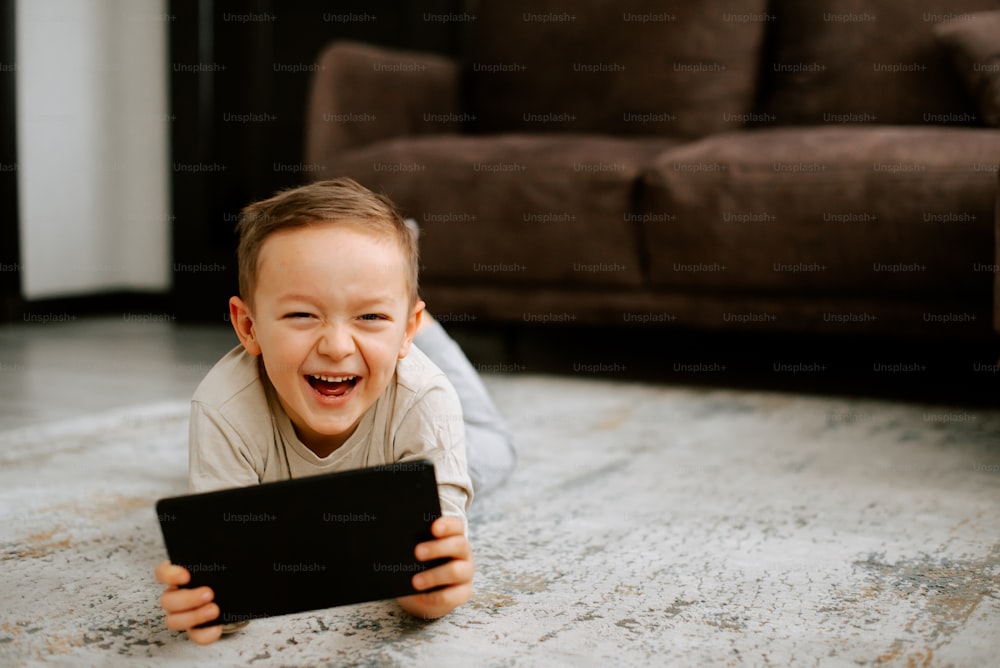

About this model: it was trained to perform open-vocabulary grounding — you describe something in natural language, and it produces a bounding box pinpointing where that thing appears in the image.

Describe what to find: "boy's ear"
[398,299,426,359]
[229,296,262,356]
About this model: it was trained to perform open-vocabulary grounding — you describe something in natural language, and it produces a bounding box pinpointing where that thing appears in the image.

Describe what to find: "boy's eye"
[359,313,386,321]
[284,312,314,319]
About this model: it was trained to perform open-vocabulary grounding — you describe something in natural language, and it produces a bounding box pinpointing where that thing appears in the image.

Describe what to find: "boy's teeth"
[313,374,354,383]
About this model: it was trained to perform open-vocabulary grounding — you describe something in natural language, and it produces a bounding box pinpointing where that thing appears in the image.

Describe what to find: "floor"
[0,318,237,430]
[2,317,998,666]
[2,347,998,666]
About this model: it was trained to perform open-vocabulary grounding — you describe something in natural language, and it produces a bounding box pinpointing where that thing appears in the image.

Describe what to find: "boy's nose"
[316,323,356,359]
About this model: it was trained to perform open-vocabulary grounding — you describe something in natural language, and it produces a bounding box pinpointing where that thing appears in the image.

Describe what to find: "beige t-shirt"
[187,344,473,523]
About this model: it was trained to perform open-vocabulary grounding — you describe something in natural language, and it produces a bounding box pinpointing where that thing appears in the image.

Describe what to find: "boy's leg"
[414,315,516,495]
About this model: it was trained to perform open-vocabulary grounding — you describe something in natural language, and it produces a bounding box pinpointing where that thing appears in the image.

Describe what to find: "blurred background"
[1,0,998,412]
[2,0,465,321]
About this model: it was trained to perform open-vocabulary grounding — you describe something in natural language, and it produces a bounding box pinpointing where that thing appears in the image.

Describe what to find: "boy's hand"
[155,561,223,645]
[397,516,474,619]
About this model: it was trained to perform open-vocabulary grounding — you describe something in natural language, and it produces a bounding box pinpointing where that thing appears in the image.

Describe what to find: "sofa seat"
[323,133,679,288]
[644,126,1000,300]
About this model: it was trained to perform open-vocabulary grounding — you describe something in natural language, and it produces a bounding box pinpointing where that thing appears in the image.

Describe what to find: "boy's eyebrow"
[350,296,397,310]
[274,293,398,307]
[273,293,321,305]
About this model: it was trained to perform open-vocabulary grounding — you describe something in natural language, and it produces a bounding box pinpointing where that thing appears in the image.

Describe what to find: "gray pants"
[413,317,516,495]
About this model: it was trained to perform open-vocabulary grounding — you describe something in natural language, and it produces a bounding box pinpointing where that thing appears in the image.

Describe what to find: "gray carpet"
[1,375,998,667]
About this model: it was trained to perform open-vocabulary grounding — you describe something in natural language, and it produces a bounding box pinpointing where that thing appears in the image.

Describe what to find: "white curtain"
[15,0,171,299]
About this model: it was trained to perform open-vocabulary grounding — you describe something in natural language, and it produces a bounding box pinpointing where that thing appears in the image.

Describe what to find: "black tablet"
[155,460,446,626]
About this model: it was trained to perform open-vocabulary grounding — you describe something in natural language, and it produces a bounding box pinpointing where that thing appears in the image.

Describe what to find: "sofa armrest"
[305,40,463,163]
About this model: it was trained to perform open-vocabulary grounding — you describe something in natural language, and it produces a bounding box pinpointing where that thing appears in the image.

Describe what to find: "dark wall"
[170,0,466,321]
[0,0,20,322]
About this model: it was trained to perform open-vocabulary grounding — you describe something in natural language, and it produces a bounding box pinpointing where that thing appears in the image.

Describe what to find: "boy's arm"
[392,381,473,522]
[391,379,475,618]
[188,400,262,492]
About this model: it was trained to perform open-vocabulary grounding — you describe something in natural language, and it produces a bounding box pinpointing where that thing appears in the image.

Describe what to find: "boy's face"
[229,223,423,457]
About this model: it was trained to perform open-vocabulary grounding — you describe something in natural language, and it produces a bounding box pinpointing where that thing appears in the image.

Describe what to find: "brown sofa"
[304,0,1000,339]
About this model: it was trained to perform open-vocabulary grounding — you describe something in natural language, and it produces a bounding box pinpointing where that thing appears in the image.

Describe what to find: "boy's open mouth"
[306,374,359,398]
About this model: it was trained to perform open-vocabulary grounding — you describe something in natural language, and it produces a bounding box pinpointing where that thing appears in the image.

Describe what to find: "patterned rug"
[1,375,998,667]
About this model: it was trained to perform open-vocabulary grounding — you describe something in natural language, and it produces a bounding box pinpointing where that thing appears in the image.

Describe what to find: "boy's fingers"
[164,603,220,632]
[432,516,465,537]
[415,535,472,562]
[161,586,214,613]
[154,561,190,586]
[412,557,474,592]
[406,582,474,616]
[187,624,224,645]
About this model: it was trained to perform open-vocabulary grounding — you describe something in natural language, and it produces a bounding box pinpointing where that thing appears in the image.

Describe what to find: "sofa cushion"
[641,126,1000,299]
[317,134,678,288]
[465,0,770,138]
[306,41,464,157]
[934,11,1000,127]
[761,0,1000,126]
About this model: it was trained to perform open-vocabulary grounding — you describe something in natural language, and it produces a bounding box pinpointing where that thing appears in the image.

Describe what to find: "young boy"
[155,178,515,644]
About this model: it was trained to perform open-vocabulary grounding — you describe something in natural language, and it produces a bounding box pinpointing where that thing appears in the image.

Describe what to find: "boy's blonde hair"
[236,178,419,309]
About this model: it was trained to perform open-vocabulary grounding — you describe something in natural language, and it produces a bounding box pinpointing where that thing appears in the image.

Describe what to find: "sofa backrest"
[464,0,770,139]
[759,0,1000,126]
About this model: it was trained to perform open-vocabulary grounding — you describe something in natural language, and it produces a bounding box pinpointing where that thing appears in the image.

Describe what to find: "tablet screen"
[156,460,445,625]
